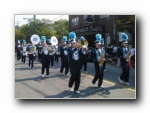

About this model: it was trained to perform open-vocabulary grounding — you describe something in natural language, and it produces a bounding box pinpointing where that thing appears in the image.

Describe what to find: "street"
[15,57,136,99]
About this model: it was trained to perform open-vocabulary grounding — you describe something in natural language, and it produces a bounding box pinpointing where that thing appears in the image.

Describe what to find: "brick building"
[69,15,135,47]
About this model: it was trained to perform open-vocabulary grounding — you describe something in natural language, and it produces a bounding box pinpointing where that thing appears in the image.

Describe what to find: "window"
[83,15,94,23]
[71,17,79,27]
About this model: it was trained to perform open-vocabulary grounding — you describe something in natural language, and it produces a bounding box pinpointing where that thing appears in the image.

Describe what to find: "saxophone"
[99,49,106,67]
[99,55,106,67]
[125,48,132,62]
[126,54,132,62]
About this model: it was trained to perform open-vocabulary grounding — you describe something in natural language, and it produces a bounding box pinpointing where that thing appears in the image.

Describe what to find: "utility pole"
[15,21,20,29]
[33,15,36,22]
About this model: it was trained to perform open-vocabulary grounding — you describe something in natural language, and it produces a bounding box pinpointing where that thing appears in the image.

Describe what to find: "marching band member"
[68,32,81,94]
[91,34,105,88]
[41,37,51,78]
[79,36,88,73]
[21,40,27,63]
[55,44,61,63]
[27,41,36,68]
[37,42,43,63]
[60,36,69,77]
[16,40,22,62]
[47,39,55,68]
[117,33,131,85]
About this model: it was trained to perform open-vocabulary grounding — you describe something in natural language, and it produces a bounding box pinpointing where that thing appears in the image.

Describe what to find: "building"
[69,15,135,47]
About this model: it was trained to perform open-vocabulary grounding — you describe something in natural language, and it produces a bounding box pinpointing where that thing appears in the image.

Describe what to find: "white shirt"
[130,48,135,56]
[113,46,118,52]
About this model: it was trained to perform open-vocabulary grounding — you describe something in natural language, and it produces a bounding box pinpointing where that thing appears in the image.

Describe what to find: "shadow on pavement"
[15,74,64,83]
[45,85,123,99]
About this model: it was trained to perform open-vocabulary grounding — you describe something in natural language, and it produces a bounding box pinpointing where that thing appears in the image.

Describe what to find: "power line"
[51,15,65,21]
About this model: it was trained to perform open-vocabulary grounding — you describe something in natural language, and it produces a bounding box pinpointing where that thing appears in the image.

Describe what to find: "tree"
[53,19,69,40]
[15,18,69,43]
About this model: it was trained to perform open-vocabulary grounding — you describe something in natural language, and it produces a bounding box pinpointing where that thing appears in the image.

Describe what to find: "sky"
[15,15,69,26]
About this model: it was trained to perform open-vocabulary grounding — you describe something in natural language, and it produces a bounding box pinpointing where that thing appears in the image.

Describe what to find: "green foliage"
[54,19,69,39]
[15,18,69,42]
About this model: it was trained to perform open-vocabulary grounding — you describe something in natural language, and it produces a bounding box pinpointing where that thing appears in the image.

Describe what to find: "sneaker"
[124,82,130,85]
[92,83,96,87]
[69,87,73,92]
[64,74,68,78]
[42,74,45,78]
[75,90,80,94]
[118,77,123,83]
[46,75,50,78]
[98,85,104,88]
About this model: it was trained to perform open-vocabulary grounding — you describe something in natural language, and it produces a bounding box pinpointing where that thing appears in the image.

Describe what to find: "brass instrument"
[28,45,36,54]
[48,45,56,55]
[99,49,106,67]
[126,54,132,62]
[99,57,106,67]
[77,38,88,49]
[125,48,132,62]
[30,34,40,45]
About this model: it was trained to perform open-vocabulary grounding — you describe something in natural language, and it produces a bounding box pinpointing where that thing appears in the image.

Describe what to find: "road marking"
[81,73,135,92]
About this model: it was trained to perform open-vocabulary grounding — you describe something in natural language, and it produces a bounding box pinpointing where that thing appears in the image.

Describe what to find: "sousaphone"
[48,36,58,55]
[30,34,40,45]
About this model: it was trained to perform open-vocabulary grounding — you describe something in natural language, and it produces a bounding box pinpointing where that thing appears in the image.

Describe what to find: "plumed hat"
[22,40,26,44]
[69,32,76,43]
[41,36,46,43]
[121,33,128,43]
[47,39,51,43]
[17,40,20,44]
[101,38,104,45]
[95,34,102,44]
[80,36,85,41]
[62,36,67,42]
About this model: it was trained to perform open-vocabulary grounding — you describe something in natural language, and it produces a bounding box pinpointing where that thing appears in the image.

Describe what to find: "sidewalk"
[15,60,135,99]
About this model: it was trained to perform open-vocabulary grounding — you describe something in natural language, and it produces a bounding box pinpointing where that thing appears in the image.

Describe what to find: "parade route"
[15,59,135,99]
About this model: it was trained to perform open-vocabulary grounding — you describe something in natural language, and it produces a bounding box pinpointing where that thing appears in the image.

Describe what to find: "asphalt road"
[15,57,136,99]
